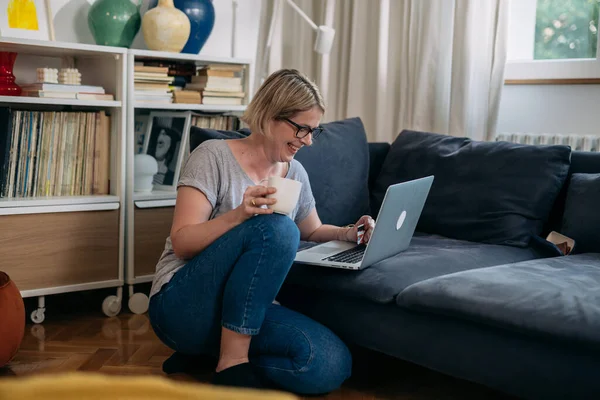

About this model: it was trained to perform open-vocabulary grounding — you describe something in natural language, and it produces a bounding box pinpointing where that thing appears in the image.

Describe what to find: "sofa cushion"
[561,173,600,254]
[545,151,600,234]
[189,126,248,152]
[398,254,600,346]
[189,117,370,227]
[288,233,548,304]
[371,130,571,247]
[294,117,370,226]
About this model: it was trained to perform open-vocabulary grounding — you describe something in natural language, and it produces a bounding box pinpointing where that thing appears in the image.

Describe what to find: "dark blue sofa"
[190,117,600,399]
[277,119,600,400]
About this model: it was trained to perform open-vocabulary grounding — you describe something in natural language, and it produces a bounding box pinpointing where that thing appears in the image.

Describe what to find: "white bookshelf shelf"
[130,49,251,65]
[0,95,121,108]
[0,195,120,208]
[0,37,126,57]
[134,102,246,112]
[133,191,177,202]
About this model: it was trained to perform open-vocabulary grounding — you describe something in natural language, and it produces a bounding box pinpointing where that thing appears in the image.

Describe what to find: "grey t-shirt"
[149,139,316,298]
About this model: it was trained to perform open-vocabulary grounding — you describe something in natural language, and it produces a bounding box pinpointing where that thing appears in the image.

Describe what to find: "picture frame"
[143,111,192,191]
[134,114,149,155]
[0,0,54,41]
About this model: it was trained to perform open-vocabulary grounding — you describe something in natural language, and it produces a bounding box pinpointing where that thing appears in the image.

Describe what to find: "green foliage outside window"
[535,0,599,59]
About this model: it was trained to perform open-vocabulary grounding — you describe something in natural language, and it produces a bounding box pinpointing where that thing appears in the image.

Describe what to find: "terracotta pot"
[0,271,25,367]
[142,0,191,53]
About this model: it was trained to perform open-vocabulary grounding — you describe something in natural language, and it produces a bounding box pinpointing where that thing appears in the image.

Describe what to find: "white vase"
[134,154,158,192]
[142,0,191,53]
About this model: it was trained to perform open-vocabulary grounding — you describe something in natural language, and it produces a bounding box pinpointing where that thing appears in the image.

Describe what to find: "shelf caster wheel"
[31,296,46,324]
[102,295,122,317]
[31,308,45,324]
[128,292,149,315]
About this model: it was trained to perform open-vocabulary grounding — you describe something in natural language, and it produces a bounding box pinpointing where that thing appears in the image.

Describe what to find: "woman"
[148,69,376,395]
[148,126,179,185]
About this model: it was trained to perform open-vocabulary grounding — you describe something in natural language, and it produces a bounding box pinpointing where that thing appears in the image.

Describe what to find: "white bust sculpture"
[134,154,158,192]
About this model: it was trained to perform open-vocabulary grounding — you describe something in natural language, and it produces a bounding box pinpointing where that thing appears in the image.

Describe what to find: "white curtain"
[255,0,509,142]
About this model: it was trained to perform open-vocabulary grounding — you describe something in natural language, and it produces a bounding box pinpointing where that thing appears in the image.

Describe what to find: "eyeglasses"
[283,118,323,139]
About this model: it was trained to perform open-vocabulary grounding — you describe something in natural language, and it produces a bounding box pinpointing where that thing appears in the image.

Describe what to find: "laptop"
[294,176,434,270]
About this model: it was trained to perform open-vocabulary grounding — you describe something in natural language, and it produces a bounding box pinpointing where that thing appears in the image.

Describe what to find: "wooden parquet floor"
[0,289,515,400]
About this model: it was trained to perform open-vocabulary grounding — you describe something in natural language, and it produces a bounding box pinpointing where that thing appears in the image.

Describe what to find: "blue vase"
[172,0,215,54]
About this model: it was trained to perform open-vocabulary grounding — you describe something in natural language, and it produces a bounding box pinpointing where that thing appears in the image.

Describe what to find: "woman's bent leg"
[249,304,353,395]
[148,214,300,377]
[220,214,300,335]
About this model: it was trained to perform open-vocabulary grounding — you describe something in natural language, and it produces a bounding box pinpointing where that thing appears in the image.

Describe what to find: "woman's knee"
[251,214,300,256]
[148,285,220,355]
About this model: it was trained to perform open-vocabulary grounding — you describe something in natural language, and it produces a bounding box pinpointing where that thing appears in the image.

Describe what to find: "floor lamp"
[260,0,336,83]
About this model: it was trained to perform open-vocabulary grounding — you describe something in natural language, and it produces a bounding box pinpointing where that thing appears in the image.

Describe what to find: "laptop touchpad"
[310,245,342,255]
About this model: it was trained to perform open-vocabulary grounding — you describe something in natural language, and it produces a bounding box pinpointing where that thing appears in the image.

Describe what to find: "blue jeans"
[148,214,352,395]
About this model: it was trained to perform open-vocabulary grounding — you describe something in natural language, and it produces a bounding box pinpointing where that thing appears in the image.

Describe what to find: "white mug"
[266,176,302,216]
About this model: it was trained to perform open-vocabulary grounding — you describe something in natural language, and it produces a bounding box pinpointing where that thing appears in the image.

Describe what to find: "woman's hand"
[235,185,278,222]
[343,215,376,244]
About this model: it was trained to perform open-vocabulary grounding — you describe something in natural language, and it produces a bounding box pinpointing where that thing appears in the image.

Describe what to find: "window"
[506,0,600,80]
[534,0,598,60]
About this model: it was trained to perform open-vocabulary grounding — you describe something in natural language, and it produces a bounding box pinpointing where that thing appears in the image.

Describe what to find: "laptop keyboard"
[323,244,367,264]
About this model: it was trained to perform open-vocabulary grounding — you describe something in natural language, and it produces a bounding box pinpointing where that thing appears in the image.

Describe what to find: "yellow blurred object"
[7,0,39,30]
[0,372,298,400]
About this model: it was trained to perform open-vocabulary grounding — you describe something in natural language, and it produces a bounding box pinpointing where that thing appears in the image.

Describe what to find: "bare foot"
[215,356,250,373]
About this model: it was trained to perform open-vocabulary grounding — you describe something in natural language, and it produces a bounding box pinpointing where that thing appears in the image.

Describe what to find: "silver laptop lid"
[360,176,434,267]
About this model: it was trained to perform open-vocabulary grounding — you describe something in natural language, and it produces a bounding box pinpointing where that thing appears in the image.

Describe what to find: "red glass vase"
[0,52,21,96]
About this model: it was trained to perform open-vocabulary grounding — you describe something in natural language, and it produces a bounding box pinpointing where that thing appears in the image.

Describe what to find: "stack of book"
[191,114,240,130]
[187,64,246,105]
[133,63,174,104]
[19,83,114,101]
[189,114,242,151]
[0,108,111,198]
[173,90,201,104]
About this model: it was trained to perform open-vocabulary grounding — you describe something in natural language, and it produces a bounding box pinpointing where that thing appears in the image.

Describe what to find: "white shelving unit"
[134,103,247,112]
[125,49,252,314]
[0,95,121,108]
[0,195,119,208]
[0,38,127,323]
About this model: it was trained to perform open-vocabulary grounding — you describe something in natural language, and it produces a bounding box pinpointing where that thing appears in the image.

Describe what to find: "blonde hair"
[241,69,325,136]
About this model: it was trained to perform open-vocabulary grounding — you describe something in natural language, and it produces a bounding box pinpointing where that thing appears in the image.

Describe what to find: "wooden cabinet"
[1,210,120,291]
[133,206,174,277]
